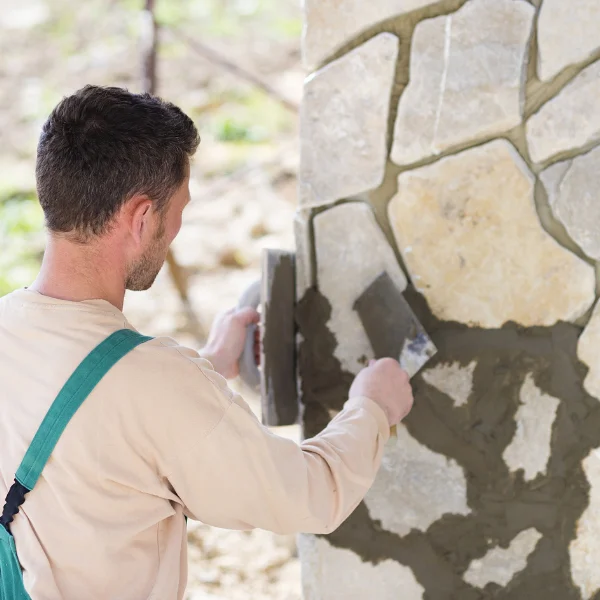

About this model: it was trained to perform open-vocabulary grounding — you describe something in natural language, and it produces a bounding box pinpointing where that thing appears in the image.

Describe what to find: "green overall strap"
[1,329,152,600]
[15,329,152,491]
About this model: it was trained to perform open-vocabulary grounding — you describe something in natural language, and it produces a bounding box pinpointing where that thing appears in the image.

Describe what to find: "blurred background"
[0,0,304,597]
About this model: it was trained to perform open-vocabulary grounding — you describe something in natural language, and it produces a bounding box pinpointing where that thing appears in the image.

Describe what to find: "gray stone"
[298,534,424,600]
[391,0,534,166]
[537,0,600,82]
[302,0,442,70]
[422,361,476,407]
[578,301,600,400]
[540,146,600,260]
[314,202,408,374]
[294,208,314,300]
[388,140,596,328]
[300,34,398,208]
[570,448,600,599]
[464,528,542,588]
[502,374,560,481]
[526,61,600,164]
[364,424,470,537]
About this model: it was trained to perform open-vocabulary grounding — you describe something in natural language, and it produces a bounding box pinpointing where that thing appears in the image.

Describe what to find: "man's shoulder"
[0,289,25,309]
[120,333,235,402]
[98,332,235,437]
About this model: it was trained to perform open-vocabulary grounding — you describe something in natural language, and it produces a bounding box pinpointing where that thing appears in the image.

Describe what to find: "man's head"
[36,85,200,290]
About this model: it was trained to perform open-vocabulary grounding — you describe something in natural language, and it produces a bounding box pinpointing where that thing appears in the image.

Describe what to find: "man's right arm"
[135,339,413,535]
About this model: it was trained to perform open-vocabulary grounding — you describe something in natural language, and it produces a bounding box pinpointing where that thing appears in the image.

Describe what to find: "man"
[0,86,414,599]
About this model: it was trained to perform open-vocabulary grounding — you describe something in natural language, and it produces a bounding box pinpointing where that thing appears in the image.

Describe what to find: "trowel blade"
[353,271,437,378]
[260,249,298,427]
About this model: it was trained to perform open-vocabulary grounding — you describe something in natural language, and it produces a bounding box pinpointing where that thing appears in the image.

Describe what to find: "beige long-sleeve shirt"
[0,289,389,600]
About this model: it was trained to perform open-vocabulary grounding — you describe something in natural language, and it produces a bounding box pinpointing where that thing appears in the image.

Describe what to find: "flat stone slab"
[540,145,600,261]
[570,448,600,600]
[578,301,600,400]
[299,33,398,208]
[364,424,470,537]
[298,535,425,600]
[302,0,442,70]
[537,0,600,82]
[260,250,298,427]
[391,0,534,166]
[422,361,476,407]
[526,60,600,164]
[464,528,542,588]
[314,202,408,374]
[388,139,596,328]
[502,374,560,481]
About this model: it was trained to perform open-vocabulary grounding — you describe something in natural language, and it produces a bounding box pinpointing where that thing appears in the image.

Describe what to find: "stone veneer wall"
[294,0,600,598]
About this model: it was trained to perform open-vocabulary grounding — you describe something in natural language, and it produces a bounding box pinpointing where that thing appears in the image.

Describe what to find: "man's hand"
[200,307,260,379]
[349,358,414,426]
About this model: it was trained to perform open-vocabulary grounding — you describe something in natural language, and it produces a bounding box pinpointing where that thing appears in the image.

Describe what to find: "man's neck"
[30,235,127,311]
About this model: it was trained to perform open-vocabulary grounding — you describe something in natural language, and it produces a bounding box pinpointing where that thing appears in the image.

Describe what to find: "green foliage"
[272,17,302,38]
[207,88,293,145]
[0,192,44,297]
[155,0,189,27]
[213,117,267,143]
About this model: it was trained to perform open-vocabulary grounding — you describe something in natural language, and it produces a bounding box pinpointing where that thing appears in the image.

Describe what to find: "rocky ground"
[0,0,304,597]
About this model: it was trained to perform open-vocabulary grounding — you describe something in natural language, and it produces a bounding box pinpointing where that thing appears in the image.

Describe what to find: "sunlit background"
[0,0,304,597]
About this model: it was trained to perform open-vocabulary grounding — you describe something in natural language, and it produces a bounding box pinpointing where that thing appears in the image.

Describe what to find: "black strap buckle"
[1,480,29,534]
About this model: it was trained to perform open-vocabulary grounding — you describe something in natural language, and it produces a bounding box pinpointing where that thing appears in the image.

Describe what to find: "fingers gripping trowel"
[237,251,437,429]
[353,271,437,378]
[353,271,437,435]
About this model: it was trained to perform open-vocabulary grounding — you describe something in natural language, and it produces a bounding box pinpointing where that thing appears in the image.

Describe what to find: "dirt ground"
[0,0,305,597]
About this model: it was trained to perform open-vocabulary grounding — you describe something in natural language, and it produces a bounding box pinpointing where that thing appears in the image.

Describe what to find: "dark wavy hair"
[36,85,200,239]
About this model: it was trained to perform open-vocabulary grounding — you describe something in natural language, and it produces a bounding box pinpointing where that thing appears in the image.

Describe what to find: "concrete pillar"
[296,0,600,598]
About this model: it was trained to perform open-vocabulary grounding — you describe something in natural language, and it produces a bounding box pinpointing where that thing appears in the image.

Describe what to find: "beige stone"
[578,301,600,400]
[464,528,542,588]
[388,140,596,328]
[502,374,560,481]
[391,0,534,166]
[422,361,476,407]
[298,534,424,600]
[314,202,408,374]
[526,61,600,164]
[537,0,600,82]
[302,0,441,70]
[570,448,600,599]
[364,424,470,537]
[540,146,600,261]
[300,34,398,208]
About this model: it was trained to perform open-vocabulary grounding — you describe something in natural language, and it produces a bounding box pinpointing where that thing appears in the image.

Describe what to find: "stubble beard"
[125,217,169,292]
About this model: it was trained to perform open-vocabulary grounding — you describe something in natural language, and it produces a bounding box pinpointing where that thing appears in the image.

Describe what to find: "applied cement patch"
[296,285,600,600]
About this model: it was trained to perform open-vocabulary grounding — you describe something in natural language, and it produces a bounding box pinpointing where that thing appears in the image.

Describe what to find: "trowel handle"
[236,280,261,391]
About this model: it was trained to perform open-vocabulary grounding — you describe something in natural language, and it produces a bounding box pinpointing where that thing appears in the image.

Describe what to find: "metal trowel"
[353,271,437,377]
[353,271,437,436]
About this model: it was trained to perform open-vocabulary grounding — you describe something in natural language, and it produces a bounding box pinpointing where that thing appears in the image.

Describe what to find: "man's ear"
[126,195,153,245]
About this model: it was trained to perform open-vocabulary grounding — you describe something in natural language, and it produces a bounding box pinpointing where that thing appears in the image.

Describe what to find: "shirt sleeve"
[139,339,390,535]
